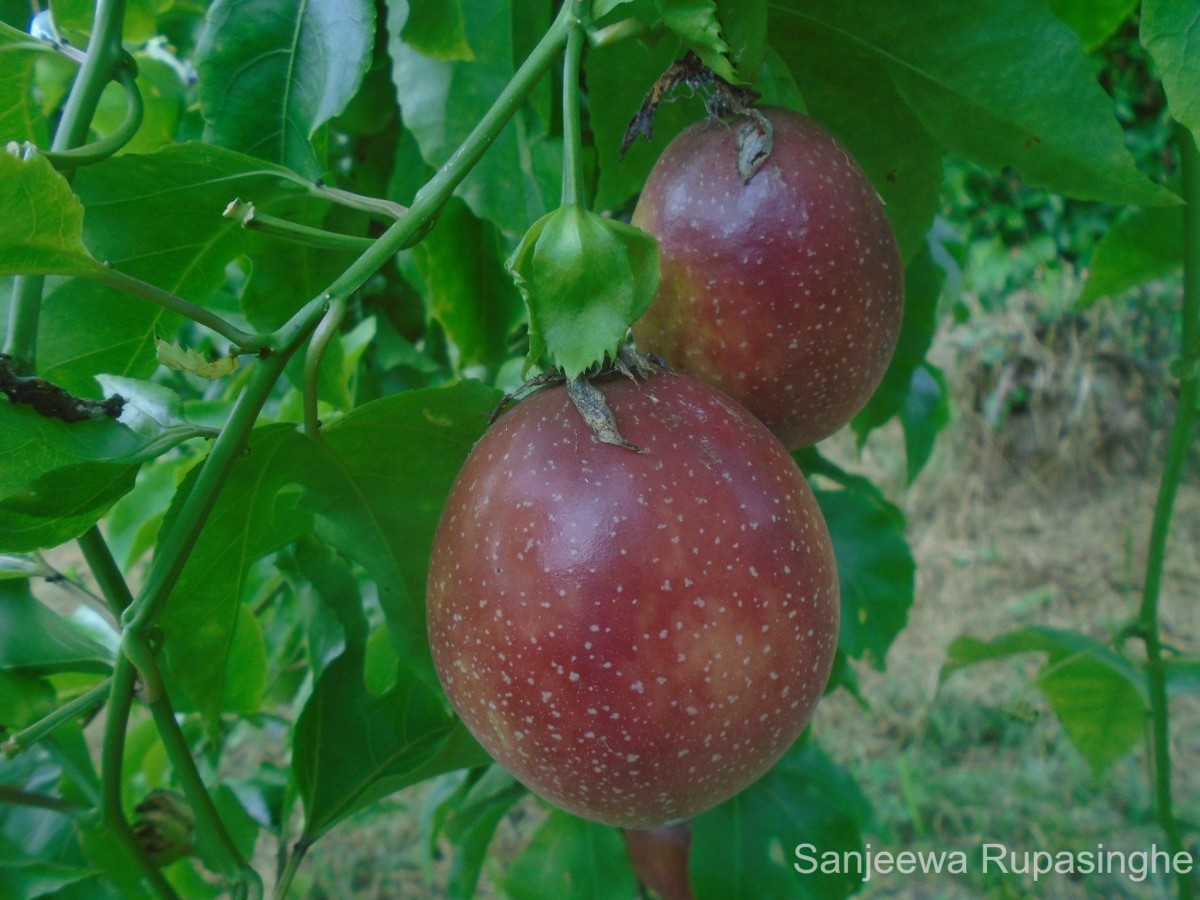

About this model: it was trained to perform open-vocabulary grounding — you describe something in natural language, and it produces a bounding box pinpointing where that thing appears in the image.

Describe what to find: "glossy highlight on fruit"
[632,106,904,449]
[427,372,839,828]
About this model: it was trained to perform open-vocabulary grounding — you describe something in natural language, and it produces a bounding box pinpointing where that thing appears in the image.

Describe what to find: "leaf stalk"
[92,264,271,353]
[1,677,112,758]
[224,199,375,251]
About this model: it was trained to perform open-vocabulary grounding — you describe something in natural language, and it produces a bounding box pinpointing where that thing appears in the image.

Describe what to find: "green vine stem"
[3,275,45,375]
[272,838,311,900]
[101,658,181,900]
[4,0,129,373]
[79,524,135,616]
[145,657,263,899]
[86,511,260,895]
[1139,123,1200,900]
[120,298,328,693]
[51,0,128,154]
[1,677,112,758]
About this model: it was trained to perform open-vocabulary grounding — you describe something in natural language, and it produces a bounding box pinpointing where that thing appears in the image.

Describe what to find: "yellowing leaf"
[155,338,239,379]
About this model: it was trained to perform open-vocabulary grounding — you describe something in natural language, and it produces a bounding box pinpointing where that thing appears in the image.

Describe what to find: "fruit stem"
[1138,122,1199,900]
[561,1,587,207]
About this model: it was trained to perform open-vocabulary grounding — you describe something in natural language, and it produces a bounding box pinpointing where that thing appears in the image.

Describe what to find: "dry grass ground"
[809,299,1200,899]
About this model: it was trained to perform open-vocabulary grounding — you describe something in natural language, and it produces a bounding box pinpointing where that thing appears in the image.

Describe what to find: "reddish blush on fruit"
[632,106,904,449]
[426,372,839,828]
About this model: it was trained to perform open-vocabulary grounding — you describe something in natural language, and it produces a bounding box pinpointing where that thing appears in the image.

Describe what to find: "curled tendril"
[42,54,144,171]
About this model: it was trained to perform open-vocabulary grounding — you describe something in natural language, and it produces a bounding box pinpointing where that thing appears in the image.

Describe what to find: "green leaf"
[37,143,306,396]
[409,197,525,372]
[307,381,503,685]
[899,363,950,484]
[1165,657,1200,697]
[772,0,1178,207]
[0,22,59,145]
[154,339,239,379]
[502,809,639,900]
[717,0,768,82]
[1080,202,1185,306]
[296,660,490,840]
[813,487,914,670]
[1045,0,1137,51]
[587,32,706,213]
[768,17,943,262]
[753,45,806,112]
[293,554,492,841]
[1142,0,1200,148]
[195,0,375,177]
[157,425,316,725]
[0,860,99,900]
[48,0,160,43]
[1036,656,1145,775]
[509,204,660,378]
[662,0,736,83]
[100,456,186,570]
[943,627,1146,774]
[0,401,173,552]
[400,0,473,60]
[853,246,943,440]
[0,671,54,732]
[240,199,362,331]
[0,150,100,277]
[279,536,363,686]
[593,0,639,17]
[439,767,527,899]
[93,375,188,438]
[0,581,112,676]
[691,739,870,899]
[387,0,554,236]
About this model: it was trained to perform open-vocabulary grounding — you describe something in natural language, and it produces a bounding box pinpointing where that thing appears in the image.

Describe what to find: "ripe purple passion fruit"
[631,106,904,449]
[426,372,839,828]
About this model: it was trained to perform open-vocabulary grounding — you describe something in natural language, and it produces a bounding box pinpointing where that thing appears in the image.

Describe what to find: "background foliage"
[0,0,1196,897]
